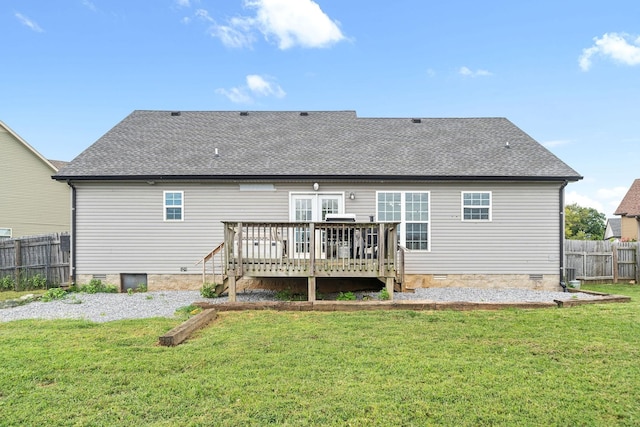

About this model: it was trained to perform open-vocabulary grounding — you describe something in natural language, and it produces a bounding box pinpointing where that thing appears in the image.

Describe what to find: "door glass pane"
[321,198,339,221]
[295,199,312,221]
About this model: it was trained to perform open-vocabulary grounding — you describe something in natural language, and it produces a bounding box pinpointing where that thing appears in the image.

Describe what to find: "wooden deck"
[213,221,402,301]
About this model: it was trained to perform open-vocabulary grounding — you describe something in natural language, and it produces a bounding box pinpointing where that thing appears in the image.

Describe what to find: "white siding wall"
[74,181,562,276]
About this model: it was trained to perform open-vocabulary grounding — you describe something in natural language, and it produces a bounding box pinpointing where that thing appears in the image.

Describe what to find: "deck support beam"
[228,274,236,302]
[308,276,316,302]
[386,277,394,301]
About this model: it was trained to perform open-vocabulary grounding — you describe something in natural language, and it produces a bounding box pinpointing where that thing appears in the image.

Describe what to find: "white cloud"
[247,0,345,49]
[176,0,191,6]
[196,0,345,49]
[565,191,604,213]
[459,66,492,77]
[246,74,286,97]
[15,12,44,32]
[215,87,254,104]
[216,74,286,103]
[597,186,629,200]
[81,0,97,12]
[542,139,572,148]
[579,32,640,71]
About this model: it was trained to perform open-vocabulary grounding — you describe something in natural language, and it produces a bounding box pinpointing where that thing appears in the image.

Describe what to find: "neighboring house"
[54,110,582,296]
[0,121,70,239]
[614,179,640,241]
[603,218,622,241]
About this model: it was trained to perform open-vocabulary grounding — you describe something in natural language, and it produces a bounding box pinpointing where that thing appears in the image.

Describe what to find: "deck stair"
[195,242,227,294]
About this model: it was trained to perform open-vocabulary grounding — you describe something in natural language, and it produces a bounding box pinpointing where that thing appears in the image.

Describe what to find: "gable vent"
[170,111,181,116]
[300,112,309,116]
[411,118,422,123]
[240,111,249,116]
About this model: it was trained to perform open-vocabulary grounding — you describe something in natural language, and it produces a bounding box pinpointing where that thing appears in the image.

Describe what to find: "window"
[164,191,183,221]
[462,191,491,221]
[0,228,11,240]
[377,191,429,250]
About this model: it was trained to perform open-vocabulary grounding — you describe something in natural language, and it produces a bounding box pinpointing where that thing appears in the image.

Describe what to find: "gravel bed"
[0,288,600,323]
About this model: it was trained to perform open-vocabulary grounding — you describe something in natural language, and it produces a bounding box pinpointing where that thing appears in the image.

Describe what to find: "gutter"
[67,181,77,285]
[559,180,568,292]
[53,174,584,183]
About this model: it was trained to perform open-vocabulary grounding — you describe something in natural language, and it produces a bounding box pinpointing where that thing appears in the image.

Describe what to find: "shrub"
[0,276,15,291]
[41,287,67,302]
[79,279,118,294]
[337,291,356,301]
[200,283,218,299]
[27,274,47,290]
[379,288,390,300]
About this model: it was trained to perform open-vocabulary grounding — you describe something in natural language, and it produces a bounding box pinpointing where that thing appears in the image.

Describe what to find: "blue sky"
[3,0,639,216]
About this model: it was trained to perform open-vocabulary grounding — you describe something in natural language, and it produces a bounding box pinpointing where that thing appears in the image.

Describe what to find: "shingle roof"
[604,218,621,239]
[615,179,640,217]
[54,110,582,181]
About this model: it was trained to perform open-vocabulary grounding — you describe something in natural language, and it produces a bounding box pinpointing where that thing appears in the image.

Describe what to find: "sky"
[2,0,639,217]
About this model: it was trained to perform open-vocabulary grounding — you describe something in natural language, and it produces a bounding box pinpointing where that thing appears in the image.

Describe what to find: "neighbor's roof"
[604,218,621,239]
[0,120,60,172]
[54,110,582,181]
[615,179,640,217]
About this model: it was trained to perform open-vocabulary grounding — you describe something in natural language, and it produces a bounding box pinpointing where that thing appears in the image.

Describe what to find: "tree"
[564,203,605,240]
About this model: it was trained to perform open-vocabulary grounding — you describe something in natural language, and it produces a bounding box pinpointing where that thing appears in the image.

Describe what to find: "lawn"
[0,284,639,426]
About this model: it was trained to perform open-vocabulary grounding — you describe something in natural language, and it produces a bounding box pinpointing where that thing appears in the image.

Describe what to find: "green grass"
[0,289,46,301]
[0,284,639,426]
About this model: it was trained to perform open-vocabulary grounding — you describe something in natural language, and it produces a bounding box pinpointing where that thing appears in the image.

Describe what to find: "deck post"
[228,274,236,302]
[386,277,394,301]
[308,276,316,302]
[308,223,316,301]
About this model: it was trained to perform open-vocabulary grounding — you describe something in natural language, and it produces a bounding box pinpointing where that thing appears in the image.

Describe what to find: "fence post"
[612,243,619,284]
[14,239,22,290]
[636,243,640,284]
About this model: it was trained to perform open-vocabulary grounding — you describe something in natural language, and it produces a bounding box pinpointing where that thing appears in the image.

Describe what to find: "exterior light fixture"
[313,182,319,191]
[349,192,356,200]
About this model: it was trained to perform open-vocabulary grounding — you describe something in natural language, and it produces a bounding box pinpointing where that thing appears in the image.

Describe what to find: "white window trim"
[376,191,430,252]
[164,190,184,222]
[0,228,11,239]
[461,191,492,222]
[289,192,346,222]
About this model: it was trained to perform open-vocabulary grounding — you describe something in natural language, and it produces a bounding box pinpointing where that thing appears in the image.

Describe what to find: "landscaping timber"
[158,308,218,346]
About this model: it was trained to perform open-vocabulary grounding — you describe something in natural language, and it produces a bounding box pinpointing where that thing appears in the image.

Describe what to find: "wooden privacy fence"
[0,233,70,289]
[565,240,639,283]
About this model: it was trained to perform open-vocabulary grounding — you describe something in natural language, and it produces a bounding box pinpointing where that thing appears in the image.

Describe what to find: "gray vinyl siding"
[74,181,562,276]
[0,127,70,238]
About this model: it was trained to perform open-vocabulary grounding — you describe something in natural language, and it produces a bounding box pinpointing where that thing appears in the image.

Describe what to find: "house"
[0,120,70,239]
[54,110,582,298]
[614,179,640,241]
[603,218,622,241]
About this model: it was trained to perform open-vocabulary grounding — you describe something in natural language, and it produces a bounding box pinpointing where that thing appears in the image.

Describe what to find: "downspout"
[67,181,77,285]
[559,180,568,292]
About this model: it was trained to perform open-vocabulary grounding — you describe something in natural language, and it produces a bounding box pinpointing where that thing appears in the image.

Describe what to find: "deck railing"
[222,221,400,280]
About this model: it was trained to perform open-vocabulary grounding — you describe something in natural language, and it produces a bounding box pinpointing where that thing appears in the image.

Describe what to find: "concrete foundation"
[403,274,562,292]
[76,273,562,292]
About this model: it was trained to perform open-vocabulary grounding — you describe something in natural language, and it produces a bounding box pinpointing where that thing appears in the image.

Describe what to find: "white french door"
[290,193,343,258]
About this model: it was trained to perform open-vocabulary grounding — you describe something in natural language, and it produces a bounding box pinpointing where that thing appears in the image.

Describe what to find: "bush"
[79,279,117,294]
[337,291,356,301]
[28,274,47,290]
[379,288,390,300]
[0,276,15,291]
[200,283,218,299]
[41,287,67,302]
